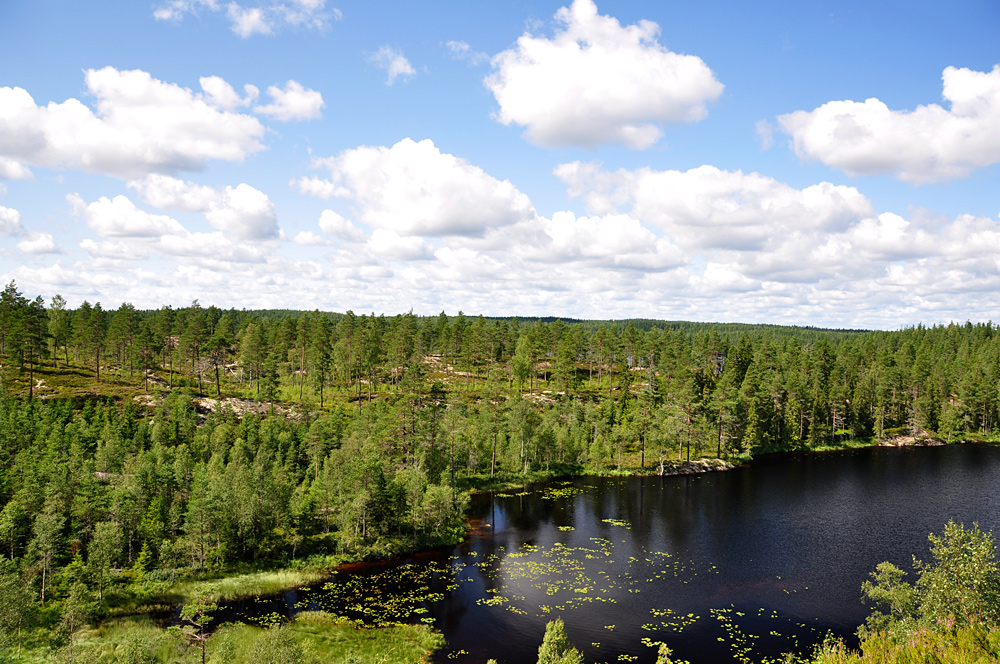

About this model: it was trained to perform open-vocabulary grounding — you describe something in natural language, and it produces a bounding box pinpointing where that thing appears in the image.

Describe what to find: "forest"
[1,279,1000,662]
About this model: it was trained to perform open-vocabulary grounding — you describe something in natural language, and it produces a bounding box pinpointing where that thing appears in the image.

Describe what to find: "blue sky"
[1,0,998,328]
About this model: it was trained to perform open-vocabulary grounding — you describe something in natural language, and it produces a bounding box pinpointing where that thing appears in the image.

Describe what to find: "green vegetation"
[537,618,584,664]
[4,280,1000,661]
[40,612,442,664]
[811,522,1000,663]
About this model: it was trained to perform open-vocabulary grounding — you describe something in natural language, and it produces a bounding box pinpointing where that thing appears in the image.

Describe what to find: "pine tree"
[536,618,583,664]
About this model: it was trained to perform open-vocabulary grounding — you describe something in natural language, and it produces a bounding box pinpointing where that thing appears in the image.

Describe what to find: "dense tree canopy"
[1,281,1000,660]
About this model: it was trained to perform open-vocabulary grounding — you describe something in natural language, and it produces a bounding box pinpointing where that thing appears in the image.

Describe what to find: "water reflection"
[220,444,1000,664]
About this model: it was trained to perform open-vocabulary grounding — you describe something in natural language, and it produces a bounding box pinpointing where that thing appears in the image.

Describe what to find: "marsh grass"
[74,619,186,663]
[7,611,444,664]
[208,612,444,664]
[158,567,334,604]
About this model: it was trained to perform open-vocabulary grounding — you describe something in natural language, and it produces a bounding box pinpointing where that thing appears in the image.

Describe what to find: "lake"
[223,443,1000,663]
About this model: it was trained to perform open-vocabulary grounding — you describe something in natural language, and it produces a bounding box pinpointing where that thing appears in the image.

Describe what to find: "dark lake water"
[222,444,1000,663]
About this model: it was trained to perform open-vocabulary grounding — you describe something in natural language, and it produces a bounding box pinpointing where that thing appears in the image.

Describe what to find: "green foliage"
[0,559,36,655]
[813,625,1000,664]
[536,618,583,664]
[207,612,443,664]
[915,521,1000,628]
[8,289,1000,664]
[172,585,217,664]
[131,542,153,583]
[860,521,1000,637]
[244,625,303,664]
[858,562,916,636]
[819,522,1000,664]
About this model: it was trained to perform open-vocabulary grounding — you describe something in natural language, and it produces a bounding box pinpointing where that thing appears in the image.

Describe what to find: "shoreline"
[184,433,984,603]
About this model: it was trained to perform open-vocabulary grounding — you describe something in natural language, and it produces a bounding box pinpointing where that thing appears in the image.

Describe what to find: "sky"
[1,0,999,329]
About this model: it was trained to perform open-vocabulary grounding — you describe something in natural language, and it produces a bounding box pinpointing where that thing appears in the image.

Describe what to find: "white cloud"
[318,210,366,242]
[254,80,324,121]
[13,204,1000,328]
[17,232,61,254]
[755,120,774,150]
[0,68,266,178]
[129,174,279,240]
[294,138,535,236]
[282,0,339,27]
[368,46,416,85]
[446,40,489,66]
[368,229,434,261]
[294,175,347,199]
[227,3,272,37]
[555,161,874,251]
[155,0,336,36]
[158,230,267,264]
[79,239,150,260]
[153,0,218,22]
[485,0,723,148]
[291,230,330,246]
[530,211,685,270]
[698,262,760,293]
[70,193,188,238]
[0,205,24,236]
[0,157,31,180]
[777,65,1000,183]
[204,184,278,239]
[199,75,259,111]
[128,173,218,211]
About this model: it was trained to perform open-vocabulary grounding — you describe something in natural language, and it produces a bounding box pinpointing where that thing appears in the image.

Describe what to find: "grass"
[813,626,1000,664]
[205,613,446,663]
[285,611,444,663]
[5,611,445,664]
[121,563,344,613]
[178,568,333,603]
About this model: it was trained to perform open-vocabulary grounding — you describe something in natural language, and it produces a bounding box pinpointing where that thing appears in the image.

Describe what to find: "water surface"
[225,444,1000,663]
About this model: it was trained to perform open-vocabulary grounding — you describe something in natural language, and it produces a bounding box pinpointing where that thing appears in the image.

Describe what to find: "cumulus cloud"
[368,229,434,261]
[199,75,259,111]
[17,232,61,254]
[128,174,279,240]
[294,138,535,236]
[79,239,150,260]
[254,80,324,121]
[368,46,416,85]
[555,161,874,251]
[0,157,31,180]
[159,230,268,264]
[127,174,217,211]
[69,193,188,238]
[0,68,266,179]
[204,184,278,239]
[154,0,337,37]
[485,0,723,148]
[530,211,685,270]
[0,205,24,236]
[777,65,1000,183]
[14,127,1000,327]
[13,207,1000,327]
[546,159,1000,316]
[291,230,330,246]
[227,4,271,37]
[318,210,366,242]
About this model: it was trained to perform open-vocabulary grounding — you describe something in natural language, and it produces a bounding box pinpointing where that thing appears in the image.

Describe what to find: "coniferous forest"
[2,279,1000,662]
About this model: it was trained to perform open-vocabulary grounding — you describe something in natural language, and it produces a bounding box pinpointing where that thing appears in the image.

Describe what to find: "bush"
[859,521,1000,637]
[813,521,1000,663]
